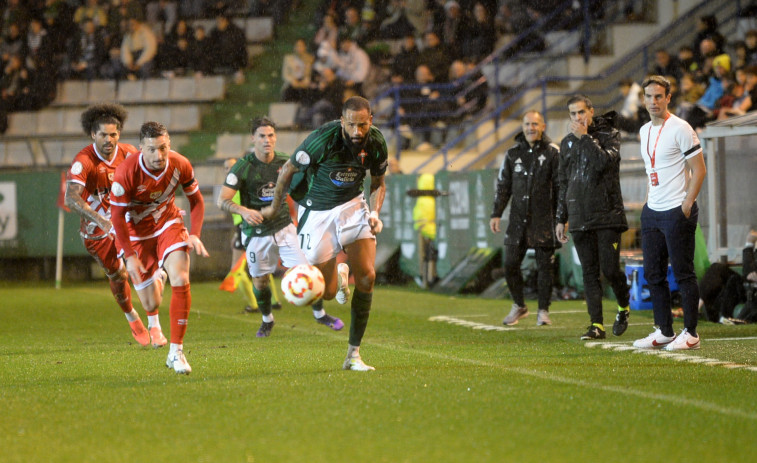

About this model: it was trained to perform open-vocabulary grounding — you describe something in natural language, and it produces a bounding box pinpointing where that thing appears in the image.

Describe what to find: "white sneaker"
[503,303,529,325]
[166,349,192,374]
[663,328,700,351]
[336,263,350,305]
[633,328,676,349]
[536,309,552,326]
[343,355,375,371]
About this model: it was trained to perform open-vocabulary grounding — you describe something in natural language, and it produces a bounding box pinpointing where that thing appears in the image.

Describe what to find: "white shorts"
[297,194,375,265]
[242,223,307,277]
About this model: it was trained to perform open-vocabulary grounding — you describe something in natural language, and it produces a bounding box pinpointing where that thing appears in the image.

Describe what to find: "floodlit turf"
[1,281,756,463]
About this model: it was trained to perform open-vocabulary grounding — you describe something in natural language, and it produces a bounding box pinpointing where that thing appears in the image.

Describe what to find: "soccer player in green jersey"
[262,96,387,371]
[218,117,344,337]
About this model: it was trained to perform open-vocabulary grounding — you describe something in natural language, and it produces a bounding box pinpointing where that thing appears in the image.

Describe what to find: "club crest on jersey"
[137,185,147,193]
[108,172,114,181]
[358,150,367,164]
[329,168,360,187]
[258,182,276,202]
[150,190,162,200]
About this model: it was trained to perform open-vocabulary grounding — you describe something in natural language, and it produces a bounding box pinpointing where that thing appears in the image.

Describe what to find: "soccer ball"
[281,264,325,306]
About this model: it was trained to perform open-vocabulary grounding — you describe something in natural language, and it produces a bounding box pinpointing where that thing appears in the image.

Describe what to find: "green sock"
[348,290,372,346]
[253,286,272,316]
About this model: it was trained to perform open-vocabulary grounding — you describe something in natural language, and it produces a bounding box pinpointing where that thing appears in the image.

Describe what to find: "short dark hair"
[641,75,671,95]
[139,121,168,141]
[250,116,276,135]
[342,96,372,114]
[80,103,128,136]
[566,94,593,109]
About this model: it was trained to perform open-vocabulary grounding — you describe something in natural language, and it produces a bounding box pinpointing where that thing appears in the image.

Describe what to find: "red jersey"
[66,143,138,239]
[110,151,200,249]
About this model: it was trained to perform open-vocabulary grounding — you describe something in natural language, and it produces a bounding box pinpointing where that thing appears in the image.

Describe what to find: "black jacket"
[556,111,628,232]
[491,132,560,248]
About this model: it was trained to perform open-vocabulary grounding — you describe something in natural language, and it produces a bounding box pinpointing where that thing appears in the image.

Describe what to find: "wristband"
[370,211,379,220]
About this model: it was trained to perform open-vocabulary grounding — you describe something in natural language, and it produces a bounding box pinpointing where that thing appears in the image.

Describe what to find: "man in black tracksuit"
[555,95,631,340]
[491,111,560,326]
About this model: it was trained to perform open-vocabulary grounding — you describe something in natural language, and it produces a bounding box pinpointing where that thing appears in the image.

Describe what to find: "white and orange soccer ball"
[281,264,325,306]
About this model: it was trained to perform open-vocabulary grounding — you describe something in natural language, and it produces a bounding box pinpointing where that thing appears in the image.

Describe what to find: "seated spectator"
[677,45,699,77]
[734,41,748,70]
[418,30,450,83]
[187,25,213,75]
[63,19,107,80]
[448,59,489,121]
[25,18,53,71]
[683,53,730,129]
[146,1,178,37]
[0,54,31,113]
[281,38,314,102]
[106,0,144,46]
[650,49,680,81]
[2,0,31,36]
[120,17,158,79]
[390,34,420,82]
[692,15,725,61]
[313,12,338,50]
[461,2,496,63]
[335,35,370,94]
[1,23,25,64]
[158,18,194,76]
[615,78,646,134]
[716,70,753,120]
[745,30,757,66]
[405,63,449,151]
[208,14,247,83]
[340,6,368,47]
[74,0,108,29]
[295,66,345,129]
[676,72,705,108]
[378,0,416,40]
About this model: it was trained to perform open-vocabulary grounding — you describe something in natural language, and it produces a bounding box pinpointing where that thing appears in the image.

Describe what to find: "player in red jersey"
[64,103,164,348]
[110,121,209,374]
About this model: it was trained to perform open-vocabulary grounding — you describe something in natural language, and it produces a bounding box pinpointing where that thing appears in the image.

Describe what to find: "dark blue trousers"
[641,202,699,335]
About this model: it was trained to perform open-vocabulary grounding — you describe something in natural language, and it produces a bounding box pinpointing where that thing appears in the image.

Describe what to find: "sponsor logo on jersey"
[137,185,147,193]
[150,191,163,200]
[71,161,83,175]
[329,168,360,187]
[257,182,276,202]
[111,182,125,197]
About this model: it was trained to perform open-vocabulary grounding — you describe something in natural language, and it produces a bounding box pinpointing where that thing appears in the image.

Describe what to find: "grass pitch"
[1,281,755,463]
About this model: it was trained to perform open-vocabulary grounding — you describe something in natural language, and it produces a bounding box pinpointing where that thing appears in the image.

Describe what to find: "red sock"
[169,284,191,344]
[109,278,133,313]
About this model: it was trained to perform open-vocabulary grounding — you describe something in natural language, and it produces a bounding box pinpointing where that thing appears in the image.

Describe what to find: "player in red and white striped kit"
[110,121,209,374]
[64,104,165,348]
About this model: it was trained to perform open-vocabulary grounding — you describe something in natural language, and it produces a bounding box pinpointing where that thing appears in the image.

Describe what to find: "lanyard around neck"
[646,113,670,169]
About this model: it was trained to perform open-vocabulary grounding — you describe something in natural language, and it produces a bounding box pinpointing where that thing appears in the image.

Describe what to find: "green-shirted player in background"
[261,96,387,371]
[218,117,344,337]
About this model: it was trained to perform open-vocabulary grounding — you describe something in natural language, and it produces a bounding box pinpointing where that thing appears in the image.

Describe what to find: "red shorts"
[83,235,122,278]
[127,223,189,290]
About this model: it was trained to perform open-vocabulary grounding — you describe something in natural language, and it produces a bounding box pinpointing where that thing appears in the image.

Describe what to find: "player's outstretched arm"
[186,188,209,257]
[217,186,263,225]
[368,174,386,235]
[65,182,111,232]
[187,234,209,257]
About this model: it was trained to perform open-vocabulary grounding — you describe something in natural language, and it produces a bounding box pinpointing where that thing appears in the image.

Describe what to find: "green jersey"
[290,120,388,210]
[224,150,291,238]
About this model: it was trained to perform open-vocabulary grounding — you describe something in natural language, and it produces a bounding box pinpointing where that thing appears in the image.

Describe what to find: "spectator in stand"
[461,2,496,62]
[378,0,416,40]
[676,72,705,114]
[178,0,203,19]
[650,49,681,82]
[2,0,31,35]
[296,66,345,129]
[448,59,488,120]
[406,63,449,151]
[615,77,646,134]
[157,18,194,76]
[734,41,748,70]
[74,0,108,29]
[0,54,30,112]
[696,38,718,79]
[677,45,699,77]
[42,0,75,59]
[692,14,724,61]
[281,37,314,103]
[715,70,752,120]
[1,23,25,64]
[335,35,370,94]
[418,30,450,83]
[64,19,107,80]
[120,17,158,80]
[340,7,368,47]
[106,0,144,45]
[745,30,757,66]
[25,18,52,70]
[208,14,247,84]
[313,12,339,50]
[425,0,446,36]
[440,1,471,60]
[391,33,420,82]
[187,25,213,75]
[146,1,178,37]
[686,53,730,129]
